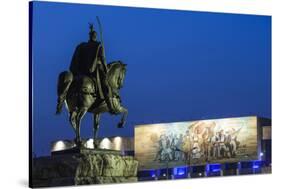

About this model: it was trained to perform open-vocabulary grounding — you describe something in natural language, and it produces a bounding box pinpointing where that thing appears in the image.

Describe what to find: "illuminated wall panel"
[135,116,258,170]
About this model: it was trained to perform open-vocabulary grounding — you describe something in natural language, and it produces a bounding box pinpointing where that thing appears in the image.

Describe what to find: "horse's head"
[107,60,127,90]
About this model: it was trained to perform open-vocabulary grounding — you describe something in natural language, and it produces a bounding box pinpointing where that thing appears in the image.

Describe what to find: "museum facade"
[50,116,271,180]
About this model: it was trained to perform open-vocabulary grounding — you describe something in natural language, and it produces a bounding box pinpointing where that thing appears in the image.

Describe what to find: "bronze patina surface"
[56,21,128,148]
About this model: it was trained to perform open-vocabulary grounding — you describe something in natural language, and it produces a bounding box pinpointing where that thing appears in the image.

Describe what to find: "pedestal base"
[32,148,138,187]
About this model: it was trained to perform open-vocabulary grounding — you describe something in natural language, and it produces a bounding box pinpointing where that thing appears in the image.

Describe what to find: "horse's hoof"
[117,123,124,128]
[55,103,63,115]
[74,139,83,148]
[55,110,61,115]
[93,144,99,149]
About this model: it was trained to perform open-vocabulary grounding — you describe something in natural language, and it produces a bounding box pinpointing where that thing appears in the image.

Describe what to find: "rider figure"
[56,24,115,114]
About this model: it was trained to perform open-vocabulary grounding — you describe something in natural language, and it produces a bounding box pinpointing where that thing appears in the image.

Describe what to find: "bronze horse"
[56,61,127,148]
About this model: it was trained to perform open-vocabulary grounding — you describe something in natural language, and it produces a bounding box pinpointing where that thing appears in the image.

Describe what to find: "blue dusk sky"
[31,1,271,156]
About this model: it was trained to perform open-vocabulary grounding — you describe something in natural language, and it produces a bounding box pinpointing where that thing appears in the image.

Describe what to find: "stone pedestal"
[31,148,139,187]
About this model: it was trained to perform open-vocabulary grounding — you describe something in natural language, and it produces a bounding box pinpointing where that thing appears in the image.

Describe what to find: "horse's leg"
[69,109,83,147]
[69,110,80,147]
[56,71,73,114]
[93,113,101,149]
[117,107,128,128]
[69,111,77,134]
[105,98,128,128]
[75,107,87,147]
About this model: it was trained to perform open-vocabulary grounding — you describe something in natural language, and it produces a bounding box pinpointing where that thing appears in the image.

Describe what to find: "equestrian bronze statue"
[55,22,128,149]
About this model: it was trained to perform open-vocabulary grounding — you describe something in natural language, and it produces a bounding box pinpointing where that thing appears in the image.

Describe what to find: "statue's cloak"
[70,41,102,76]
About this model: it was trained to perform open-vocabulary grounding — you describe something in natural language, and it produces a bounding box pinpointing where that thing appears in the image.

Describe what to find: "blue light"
[178,168,185,176]
[173,167,187,176]
[252,161,261,169]
[150,170,156,177]
[211,168,221,172]
[209,164,221,172]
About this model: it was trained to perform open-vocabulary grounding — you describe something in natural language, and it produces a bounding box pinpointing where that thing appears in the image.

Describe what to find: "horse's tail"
[56,71,73,114]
